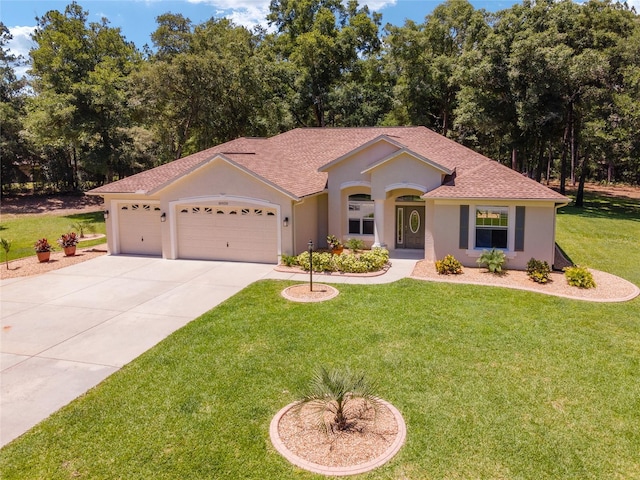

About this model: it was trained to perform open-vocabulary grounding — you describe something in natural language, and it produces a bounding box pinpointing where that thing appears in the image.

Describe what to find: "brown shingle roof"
[88,126,567,202]
[423,160,568,201]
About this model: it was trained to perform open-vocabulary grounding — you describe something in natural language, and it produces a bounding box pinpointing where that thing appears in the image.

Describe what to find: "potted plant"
[57,232,79,256]
[34,238,53,263]
[327,235,343,255]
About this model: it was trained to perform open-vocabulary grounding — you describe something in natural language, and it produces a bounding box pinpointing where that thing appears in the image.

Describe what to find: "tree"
[385,0,489,135]
[132,15,276,161]
[26,2,139,189]
[0,23,31,195]
[267,0,383,127]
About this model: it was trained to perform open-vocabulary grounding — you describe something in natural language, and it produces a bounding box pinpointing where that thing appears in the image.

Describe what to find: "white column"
[373,198,386,248]
[424,200,435,261]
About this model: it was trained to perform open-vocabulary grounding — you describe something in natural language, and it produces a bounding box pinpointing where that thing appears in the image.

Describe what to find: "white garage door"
[118,203,162,256]
[177,205,278,263]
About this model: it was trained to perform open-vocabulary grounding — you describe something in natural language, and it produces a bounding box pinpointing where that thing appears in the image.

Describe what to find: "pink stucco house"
[88,126,569,269]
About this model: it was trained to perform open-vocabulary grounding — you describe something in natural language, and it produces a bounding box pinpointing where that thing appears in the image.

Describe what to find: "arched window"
[348,194,374,235]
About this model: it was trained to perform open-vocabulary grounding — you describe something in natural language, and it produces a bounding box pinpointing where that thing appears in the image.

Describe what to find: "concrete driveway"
[0,255,276,447]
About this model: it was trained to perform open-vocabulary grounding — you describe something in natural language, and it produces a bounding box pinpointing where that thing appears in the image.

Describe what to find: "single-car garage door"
[177,205,278,263]
[118,203,162,256]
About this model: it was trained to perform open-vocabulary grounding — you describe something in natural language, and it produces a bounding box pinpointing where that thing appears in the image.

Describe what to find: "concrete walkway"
[0,253,420,447]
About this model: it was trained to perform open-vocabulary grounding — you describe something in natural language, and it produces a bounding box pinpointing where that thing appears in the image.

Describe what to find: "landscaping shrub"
[564,265,597,288]
[526,258,551,284]
[476,248,506,273]
[435,254,463,275]
[333,254,369,273]
[358,248,389,271]
[280,254,298,267]
[296,251,336,272]
[344,238,365,252]
[296,248,389,273]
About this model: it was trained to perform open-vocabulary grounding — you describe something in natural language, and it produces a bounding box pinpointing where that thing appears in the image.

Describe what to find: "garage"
[117,203,162,256]
[176,204,278,263]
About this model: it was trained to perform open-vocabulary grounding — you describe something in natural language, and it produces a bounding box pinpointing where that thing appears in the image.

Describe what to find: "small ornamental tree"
[0,238,11,269]
[295,366,381,434]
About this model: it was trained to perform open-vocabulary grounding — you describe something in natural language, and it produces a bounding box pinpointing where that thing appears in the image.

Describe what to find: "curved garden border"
[270,399,406,477]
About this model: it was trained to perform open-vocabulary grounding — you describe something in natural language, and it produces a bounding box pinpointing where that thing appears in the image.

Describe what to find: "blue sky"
[3,0,639,76]
[3,0,514,70]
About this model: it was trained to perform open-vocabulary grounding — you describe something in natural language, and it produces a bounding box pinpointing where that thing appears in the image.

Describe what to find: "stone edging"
[281,284,340,303]
[409,271,640,303]
[269,399,406,477]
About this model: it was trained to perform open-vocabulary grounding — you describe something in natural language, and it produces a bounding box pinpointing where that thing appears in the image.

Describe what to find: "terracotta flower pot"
[332,246,344,255]
[64,246,77,257]
[37,251,51,263]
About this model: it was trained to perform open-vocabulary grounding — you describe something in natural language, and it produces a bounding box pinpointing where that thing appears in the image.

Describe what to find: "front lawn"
[0,212,106,261]
[0,189,638,479]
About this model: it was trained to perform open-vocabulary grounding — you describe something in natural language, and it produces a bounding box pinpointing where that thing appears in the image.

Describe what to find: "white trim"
[385,182,428,194]
[465,204,516,254]
[340,180,372,190]
[168,195,282,260]
[319,135,405,172]
[361,148,452,175]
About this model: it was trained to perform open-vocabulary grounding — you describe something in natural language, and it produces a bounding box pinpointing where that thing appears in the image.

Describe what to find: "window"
[348,194,374,235]
[475,206,508,249]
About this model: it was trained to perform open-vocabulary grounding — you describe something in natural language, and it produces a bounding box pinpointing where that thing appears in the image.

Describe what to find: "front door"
[396,206,425,249]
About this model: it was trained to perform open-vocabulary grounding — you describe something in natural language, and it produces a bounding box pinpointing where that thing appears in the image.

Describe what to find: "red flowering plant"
[34,238,53,253]
[57,232,79,248]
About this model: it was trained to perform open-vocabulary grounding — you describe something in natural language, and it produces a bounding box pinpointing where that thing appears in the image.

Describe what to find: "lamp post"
[308,240,313,292]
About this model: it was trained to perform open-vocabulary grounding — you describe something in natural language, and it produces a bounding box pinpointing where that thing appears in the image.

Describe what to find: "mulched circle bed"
[270,398,406,476]
[281,283,339,303]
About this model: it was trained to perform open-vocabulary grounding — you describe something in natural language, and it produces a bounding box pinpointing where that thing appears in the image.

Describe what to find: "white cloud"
[6,25,36,78]
[186,0,271,28]
[184,0,397,29]
[627,0,640,12]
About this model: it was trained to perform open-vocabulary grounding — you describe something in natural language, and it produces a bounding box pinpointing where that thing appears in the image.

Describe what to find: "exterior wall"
[325,142,445,250]
[431,200,558,270]
[293,194,327,255]
[370,153,443,199]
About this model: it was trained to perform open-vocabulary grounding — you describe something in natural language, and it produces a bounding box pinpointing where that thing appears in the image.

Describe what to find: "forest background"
[1,0,639,199]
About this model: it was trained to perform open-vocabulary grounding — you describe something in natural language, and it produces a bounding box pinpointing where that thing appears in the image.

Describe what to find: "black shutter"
[515,206,525,251]
[459,205,469,249]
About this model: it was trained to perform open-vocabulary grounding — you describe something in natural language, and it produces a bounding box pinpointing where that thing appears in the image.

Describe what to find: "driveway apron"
[0,256,275,447]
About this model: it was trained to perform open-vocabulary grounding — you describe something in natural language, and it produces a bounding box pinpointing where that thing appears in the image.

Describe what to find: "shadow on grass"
[64,212,104,222]
[558,190,639,222]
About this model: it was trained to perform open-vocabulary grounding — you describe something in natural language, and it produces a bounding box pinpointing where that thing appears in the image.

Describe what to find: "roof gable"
[318,135,405,172]
[158,154,299,200]
[360,148,453,176]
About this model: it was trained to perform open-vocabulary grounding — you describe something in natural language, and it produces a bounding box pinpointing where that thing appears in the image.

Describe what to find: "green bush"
[476,248,506,273]
[435,254,463,275]
[344,238,365,252]
[334,254,369,273]
[296,251,336,272]
[280,254,298,267]
[564,265,597,288]
[358,248,389,271]
[526,258,551,284]
[296,248,389,273]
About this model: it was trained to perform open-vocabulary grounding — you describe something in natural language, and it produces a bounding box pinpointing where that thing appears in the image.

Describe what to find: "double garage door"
[177,204,278,263]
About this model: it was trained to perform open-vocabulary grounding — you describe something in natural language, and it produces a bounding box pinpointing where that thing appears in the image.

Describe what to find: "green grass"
[0,212,106,261]
[556,189,640,285]
[0,190,638,479]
